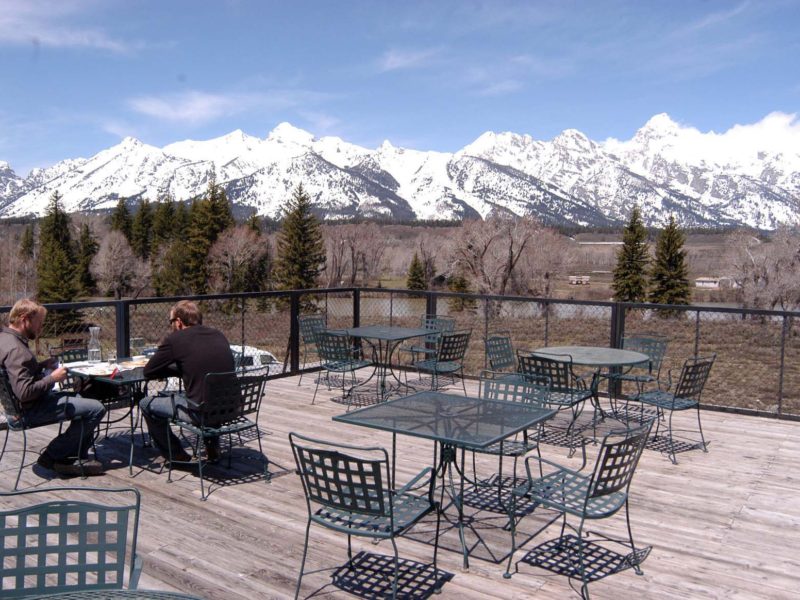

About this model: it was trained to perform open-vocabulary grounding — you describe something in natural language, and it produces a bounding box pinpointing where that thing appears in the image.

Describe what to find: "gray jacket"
[0,327,56,409]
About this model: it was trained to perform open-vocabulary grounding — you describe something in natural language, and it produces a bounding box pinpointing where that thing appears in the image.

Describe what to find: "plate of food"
[79,364,117,377]
[119,357,148,369]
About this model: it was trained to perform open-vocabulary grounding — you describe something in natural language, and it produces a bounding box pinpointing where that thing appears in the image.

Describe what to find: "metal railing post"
[115,300,130,358]
[353,289,361,328]
[426,292,437,316]
[779,315,788,416]
[289,292,300,373]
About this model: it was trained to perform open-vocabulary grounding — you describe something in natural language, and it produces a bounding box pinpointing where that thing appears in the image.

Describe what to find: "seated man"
[0,299,105,476]
[141,300,235,463]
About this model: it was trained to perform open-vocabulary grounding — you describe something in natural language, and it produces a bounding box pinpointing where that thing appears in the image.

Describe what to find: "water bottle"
[88,326,102,363]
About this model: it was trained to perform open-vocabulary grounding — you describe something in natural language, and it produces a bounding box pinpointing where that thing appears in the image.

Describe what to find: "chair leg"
[391,537,400,599]
[667,410,677,465]
[0,426,10,476]
[294,520,312,600]
[625,498,644,576]
[696,405,708,452]
[575,518,590,600]
[255,425,270,483]
[198,436,207,501]
[15,429,27,491]
[312,373,322,405]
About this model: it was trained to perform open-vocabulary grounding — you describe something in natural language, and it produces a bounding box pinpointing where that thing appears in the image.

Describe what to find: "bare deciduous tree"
[726,227,800,310]
[322,223,389,287]
[90,230,150,299]
[208,226,268,293]
[513,228,575,297]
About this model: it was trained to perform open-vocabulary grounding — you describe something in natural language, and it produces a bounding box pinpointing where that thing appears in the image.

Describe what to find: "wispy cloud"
[296,110,341,134]
[675,1,750,36]
[128,89,335,125]
[378,47,441,72]
[0,0,132,52]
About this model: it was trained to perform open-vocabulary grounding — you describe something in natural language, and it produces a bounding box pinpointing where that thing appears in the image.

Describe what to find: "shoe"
[36,452,58,470]
[42,457,104,477]
[169,449,193,463]
[205,443,220,463]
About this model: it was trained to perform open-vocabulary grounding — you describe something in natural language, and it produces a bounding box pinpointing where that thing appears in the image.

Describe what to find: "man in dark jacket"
[140,300,234,462]
[0,299,105,476]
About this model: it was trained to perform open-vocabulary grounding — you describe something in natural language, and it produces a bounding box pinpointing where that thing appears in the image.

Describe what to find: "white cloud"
[0,0,131,52]
[296,110,341,134]
[378,47,440,72]
[128,89,335,125]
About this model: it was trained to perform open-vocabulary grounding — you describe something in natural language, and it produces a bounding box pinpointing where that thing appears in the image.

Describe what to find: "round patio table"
[531,345,648,368]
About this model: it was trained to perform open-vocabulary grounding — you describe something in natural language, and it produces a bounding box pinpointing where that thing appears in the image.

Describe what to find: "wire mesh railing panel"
[240,296,289,374]
[784,317,800,416]
[322,291,355,330]
[385,292,428,327]
[545,302,612,347]
[623,307,698,385]
[484,298,549,359]
[129,301,174,356]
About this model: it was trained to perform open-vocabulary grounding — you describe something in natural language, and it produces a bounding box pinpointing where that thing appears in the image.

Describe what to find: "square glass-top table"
[334,391,555,568]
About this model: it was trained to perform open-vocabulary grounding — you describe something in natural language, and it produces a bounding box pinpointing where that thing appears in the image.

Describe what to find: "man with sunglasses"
[140,300,235,463]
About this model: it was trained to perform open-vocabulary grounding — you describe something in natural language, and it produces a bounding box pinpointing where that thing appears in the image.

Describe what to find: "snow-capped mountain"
[1,114,798,229]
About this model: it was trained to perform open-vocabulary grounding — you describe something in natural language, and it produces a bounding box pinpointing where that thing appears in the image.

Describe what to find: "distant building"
[568,275,591,285]
[695,277,720,289]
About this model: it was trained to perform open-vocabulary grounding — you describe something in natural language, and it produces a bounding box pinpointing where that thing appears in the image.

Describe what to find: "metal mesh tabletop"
[333,391,555,449]
[66,362,147,385]
[344,326,431,341]
[532,346,648,368]
[26,591,204,600]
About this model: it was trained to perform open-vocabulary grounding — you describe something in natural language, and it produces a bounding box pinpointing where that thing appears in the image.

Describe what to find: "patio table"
[26,590,205,599]
[342,325,431,400]
[333,390,555,569]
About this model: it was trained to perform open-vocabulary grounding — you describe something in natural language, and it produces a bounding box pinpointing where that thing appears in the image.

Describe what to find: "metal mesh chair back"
[674,354,715,402]
[317,331,359,363]
[589,421,652,498]
[290,433,389,518]
[421,314,455,346]
[197,371,265,426]
[58,348,89,392]
[517,352,575,394]
[437,330,471,363]
[0,368,21,422]
[479,370,551,408]
[623,334,668,377]
[299,315,326,345]
[0,487,141,597]
[485,332,515,371]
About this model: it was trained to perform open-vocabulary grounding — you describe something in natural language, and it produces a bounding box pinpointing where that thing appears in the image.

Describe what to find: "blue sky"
[1,0,799,174]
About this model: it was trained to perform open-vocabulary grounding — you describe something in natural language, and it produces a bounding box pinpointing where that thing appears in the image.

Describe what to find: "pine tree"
[173,201,190,238]
[612,205,650,302]
[447,272,477,312]
[406,252,428,290]
[274,183,326,291]
[37,192,79,333]
[20,224,35,260]
[151,197,175,251]
[185,180,234,294]
[130,199,153,259]
[17,223,36,296]
[110,198,133,242]
[649,216,691,307]
[75,223,99,296]
[151,241,193,297]
[246,213,261,234]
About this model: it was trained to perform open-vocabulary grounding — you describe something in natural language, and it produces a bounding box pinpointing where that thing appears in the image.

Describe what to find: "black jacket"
[143,325,234,408]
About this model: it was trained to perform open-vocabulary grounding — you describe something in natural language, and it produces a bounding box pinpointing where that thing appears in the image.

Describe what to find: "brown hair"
[8,298,46,326]
[172,300,202,326]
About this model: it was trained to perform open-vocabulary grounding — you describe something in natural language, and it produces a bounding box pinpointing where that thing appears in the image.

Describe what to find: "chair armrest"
[396,466,434,494]
[130,554,143,589]
[515,446,588,497]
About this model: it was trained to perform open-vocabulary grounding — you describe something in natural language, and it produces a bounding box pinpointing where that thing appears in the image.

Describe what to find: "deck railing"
[3,288,798,419]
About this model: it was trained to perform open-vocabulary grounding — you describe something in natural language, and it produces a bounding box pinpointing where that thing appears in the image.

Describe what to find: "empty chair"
[401,314,456,362]
[505,420,653,598]
[0,486,142,596]
[312,331,372,407]
[298,314,326,385]
[290,432,441,599]
[412,329,472,395]
[636,354,715,464]
[473,370,551,486]
[0,369,87,490]
[603,334,668,420]
[517,351,595,448]
[485,331,516,372]
[167,370,269,500]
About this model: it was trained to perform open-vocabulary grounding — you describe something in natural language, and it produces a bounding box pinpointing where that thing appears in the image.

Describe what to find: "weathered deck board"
[2,373,799,599]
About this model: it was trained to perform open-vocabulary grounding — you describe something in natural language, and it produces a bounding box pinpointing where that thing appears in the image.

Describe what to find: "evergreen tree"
[649,216,691,307]
[612,205,650,302]
[185,180,234,294]
[447,273,477,312]
[17,223,36,296]
[130,199,153,259]
[173,201,190,238]
[151,197,175,251]
[274,183,326,291]
[110,198,133,242]
[151,241,193,297]
[246,213,261,234]
[406,252,428,290]
[20,224,35,260]
[37,192,79,333]
[75,223,99,296]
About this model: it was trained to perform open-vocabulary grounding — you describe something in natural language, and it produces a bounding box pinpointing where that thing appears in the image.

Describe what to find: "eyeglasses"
[168,318,178,324]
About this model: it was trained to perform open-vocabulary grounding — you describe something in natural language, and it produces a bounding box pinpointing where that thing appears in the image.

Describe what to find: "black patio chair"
[485,331,516,372]
[399,314,456,363]
[636,354,715,464]
[167,370,269,500]
[290,432,442,599]
[602,333,668,420]
[298,314,326,386]
[312,331,372,407]
[505,420,653,599]
[0,368,87,490]
[411,329,472,395]
[0,486,141,596]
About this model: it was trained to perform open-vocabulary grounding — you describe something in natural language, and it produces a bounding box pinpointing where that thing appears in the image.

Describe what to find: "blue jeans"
[139,392,189,455]
[24,392,105,461]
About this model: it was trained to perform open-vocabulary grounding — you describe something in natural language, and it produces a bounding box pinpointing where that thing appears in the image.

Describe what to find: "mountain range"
[1,113,798,229]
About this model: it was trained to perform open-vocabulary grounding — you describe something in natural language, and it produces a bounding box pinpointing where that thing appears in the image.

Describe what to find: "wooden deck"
[2,372,800,599]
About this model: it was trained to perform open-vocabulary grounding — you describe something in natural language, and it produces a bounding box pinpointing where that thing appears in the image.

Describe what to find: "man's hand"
[49,367,68,383]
